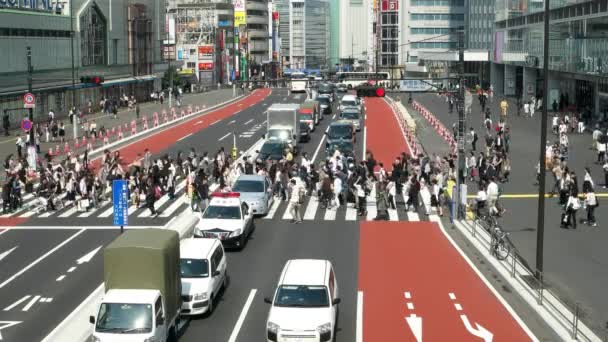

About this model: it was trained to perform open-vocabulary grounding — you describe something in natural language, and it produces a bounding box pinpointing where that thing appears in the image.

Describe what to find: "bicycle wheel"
[494,239,511,260]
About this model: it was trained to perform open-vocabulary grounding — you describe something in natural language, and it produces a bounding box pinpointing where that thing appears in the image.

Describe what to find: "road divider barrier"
[385,97,422,156]
[411,100,457,153]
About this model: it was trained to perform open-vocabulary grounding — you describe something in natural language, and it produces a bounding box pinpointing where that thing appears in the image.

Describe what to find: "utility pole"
[535,0,550,280]
[27,47,34,146]
[455,29,466,221]
[168,42,173,108]
[70,0,78,139]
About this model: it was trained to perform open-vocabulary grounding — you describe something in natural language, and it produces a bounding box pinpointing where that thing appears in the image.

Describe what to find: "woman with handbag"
[563,190,581,229]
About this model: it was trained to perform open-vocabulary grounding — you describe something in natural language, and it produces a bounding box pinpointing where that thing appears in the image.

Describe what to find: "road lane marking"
[407,302,414,310]
[67,266,76,273]
[0,247,17,262]
[332,114,336,119]
[211,119,220,125]
[228,119,236,125]
[356,291,363,342]
[227,289,257,342]
[282,204,293,220]
[159,196,186,217]
[388,208,398,221]
[0,230,8,236]
[177,133,193,142]
[0,229,86,289]
[219,132,232,141]
[345,205,357,221]
[263,199,280,219]
[323,207,336,220]
[449,293,456,300]
[195,120,203,125]
[311,126,329,163]
[77,246,102,264]
[21,295,40,311]
[455,303,463,311]
[3,295,31,311]
[56,275,66,282]
[58,206,79,218]
[303,198,319,220]
[406,211,420,221]
[244,118,254,125]
[404,292,411,299]
[98,205,113,217]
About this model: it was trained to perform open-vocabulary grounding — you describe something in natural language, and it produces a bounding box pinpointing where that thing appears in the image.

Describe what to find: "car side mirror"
[264,297,272,304]
[332,298,341,305]
[213,270,221,277]
[89,315,95,324]
[156,316,165,326]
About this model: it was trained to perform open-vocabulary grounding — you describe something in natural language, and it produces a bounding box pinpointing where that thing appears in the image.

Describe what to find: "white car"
[179,238,227,316]
[264,259,340,342]
[194,192,255,249]
[339,94,362,112]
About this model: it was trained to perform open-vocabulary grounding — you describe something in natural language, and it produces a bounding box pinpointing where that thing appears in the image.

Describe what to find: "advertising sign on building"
[198,62,214,70]
[381,0,398,11]
[234,11,246,26]
[399,80,433,92]
[198,45,214,59]
[0,0,53,12]
[233,0,245,11]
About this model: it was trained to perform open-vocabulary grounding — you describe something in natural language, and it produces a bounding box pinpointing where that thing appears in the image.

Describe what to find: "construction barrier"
[153,112,159,127]
[64,142,70,154]
[412,100,457,153]
[118,126,123,140]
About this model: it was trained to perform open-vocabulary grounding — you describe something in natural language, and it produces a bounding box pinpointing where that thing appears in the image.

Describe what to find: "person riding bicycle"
[475,184,488,218]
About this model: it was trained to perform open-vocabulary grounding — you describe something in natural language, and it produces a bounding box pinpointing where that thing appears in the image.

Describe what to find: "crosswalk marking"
[159,196,186,217]
[323,207,337,221]
[78,202,108,217]
[303,197,319,220]
[345,205,357,221]
[141,181,187,218]
[388,208,399,221]
[406,211,420,221]
[98,205,114,218]
[58,206,79,218]
[282,202,293,220]
[263,198,280,219]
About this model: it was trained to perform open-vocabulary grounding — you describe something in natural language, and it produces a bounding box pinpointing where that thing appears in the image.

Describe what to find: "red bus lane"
[359,221,534,341]
[364,97,410,167]
[0,89,271,228]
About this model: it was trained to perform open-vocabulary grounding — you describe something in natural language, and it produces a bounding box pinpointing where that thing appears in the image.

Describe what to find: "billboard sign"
[234,11,246,26]
[381,0,398,11]
[0,0,53,12]
[198,62,214,70]
[198,45,214,59]
[233,0,245,11]
[399,80,433,92]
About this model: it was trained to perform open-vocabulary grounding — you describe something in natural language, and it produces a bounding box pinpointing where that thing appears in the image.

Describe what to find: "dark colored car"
[257,140,289,162]
[317,96,332,114]
[299,122,311,142]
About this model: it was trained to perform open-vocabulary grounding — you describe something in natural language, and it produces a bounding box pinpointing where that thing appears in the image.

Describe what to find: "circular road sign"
[23,93,35,106]
[21,118,32,132]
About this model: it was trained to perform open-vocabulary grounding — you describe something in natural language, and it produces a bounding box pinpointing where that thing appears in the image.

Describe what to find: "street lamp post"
[70,0,78,140]
[535,0,550,280]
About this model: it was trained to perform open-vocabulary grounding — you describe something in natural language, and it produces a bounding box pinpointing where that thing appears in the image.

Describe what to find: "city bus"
[289,72,308,93]
[336,71,390,89]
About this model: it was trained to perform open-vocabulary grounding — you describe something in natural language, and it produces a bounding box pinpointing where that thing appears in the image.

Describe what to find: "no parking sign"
[23,93,35,109]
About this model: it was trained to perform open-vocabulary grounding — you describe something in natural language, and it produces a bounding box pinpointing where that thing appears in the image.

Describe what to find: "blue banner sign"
[0,0,54,12]
[112,180,129,226]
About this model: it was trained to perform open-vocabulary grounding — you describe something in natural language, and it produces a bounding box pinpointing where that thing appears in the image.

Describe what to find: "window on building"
[80,4,107,66]
[350,0,363,4]
[410,13,464,21]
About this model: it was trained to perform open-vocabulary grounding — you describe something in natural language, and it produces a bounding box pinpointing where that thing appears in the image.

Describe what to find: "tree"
[161,66,184,91]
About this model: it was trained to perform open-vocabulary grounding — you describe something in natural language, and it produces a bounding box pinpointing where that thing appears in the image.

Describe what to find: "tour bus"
[290,72,308,93]
[336,71,390,89]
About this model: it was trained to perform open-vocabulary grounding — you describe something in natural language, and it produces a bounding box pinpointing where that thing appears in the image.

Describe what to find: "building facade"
[338,0,372,71]
[465,0,495,86]
[492,0,608,117]
[0,0,166,126]
[245,0,269,66]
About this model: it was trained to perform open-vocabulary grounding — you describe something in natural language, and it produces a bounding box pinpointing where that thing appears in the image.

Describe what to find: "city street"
[406,92,608,333]
[0,89,558,341]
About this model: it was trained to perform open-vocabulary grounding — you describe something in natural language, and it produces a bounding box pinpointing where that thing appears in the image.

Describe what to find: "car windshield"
[328,125,352,139]
[329,142,354,154]
[341,111,359,120]
[319,84,333,93]
[341,100,357,107]
[180,258,209,278]
[318,97,330,105]
[260,142,285,156]
[95,303,152,334]
[299,114,313,121]
[202,206,241,219]
[233,180,264,193]
[274,285,330,308]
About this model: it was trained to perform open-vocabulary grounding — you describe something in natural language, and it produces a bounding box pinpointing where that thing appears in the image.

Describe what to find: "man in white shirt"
[288,178,304,223]
[486,178,499,215]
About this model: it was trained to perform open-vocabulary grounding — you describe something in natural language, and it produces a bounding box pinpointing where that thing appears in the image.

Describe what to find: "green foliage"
[162,66,183,90]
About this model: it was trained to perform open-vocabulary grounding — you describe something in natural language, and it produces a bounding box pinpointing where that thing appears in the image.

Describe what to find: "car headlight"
[193,292,208,301]
[317,322,332,334]
[230,229,242,237]
[267,321,280,334]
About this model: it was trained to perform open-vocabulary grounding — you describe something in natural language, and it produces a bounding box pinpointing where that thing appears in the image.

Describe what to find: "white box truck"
[265,103,302,145]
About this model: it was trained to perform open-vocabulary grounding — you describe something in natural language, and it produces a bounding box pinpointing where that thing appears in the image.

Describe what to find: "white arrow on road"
[460,315,493,342]
[76,246,102,265]
[0,321,21,340]
[405,314,422,342]
[0,247,17,262]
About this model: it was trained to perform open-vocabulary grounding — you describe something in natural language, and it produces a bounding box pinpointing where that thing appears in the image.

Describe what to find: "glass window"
[180,259,209,278]
[202,206,241,219]
[233,180,265,193]
[274,285,330,308]
[95,303,152,333]
[80,5,107,66]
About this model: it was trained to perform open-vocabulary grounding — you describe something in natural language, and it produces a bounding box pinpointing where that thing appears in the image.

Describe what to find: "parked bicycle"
[489,226,511,260]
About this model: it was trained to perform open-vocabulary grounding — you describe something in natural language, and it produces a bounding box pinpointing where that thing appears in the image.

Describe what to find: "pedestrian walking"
[500,98,508,117]
[136,103,140,119]
[374,182,390,220]
[469,127,478,151]
[288,178,303,223]
[583,188,598,227]
[562,190,581,229]
[15,135,25,159]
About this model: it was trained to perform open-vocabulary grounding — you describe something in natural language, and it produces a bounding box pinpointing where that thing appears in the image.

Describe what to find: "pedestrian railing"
[462,219,604,341]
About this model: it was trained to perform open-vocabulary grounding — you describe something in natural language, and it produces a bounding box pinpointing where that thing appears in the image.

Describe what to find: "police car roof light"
[211,192,240,198]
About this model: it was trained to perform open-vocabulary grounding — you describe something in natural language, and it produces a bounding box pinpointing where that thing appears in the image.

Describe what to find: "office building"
[0,0,165,126]
[245,0,270,65]
[338,0,373,71]
[465,0,495,86]
[492,0,608,117]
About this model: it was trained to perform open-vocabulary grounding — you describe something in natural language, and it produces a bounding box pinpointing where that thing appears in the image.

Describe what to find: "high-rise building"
[338,0,373,71]
[465,0,495,86]
[245,0,270,65]
[492,0,608,117]
[275,0,329,71]
[329,0,340,69]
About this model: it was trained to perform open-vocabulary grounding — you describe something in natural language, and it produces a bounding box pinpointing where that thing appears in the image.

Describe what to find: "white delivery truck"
[90,228,181,342]
[265,103,301,146]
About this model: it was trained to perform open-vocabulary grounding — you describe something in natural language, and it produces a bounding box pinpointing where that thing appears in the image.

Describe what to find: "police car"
[194,192,255,249]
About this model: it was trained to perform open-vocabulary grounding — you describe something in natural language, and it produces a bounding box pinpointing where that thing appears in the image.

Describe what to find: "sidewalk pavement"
[0,88,241,164]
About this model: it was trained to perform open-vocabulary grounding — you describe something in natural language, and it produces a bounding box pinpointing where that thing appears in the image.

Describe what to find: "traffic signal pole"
[456,30,466,221]
[26,47,34,146]
[70,0,77,139]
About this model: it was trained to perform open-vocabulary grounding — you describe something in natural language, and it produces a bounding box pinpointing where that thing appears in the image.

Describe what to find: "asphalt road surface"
[0,90,559,342]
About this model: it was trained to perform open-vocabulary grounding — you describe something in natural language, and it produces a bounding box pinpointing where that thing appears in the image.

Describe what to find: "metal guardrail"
[465,218,605,341]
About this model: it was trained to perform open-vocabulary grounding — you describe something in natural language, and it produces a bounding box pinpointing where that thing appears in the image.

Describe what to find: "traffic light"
[80,75,104,85]
[356,85,385,97]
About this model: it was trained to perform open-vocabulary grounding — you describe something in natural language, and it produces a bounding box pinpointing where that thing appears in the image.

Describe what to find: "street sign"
[112,180,129,228]
[21,119,32,132]
[23,93,35,109]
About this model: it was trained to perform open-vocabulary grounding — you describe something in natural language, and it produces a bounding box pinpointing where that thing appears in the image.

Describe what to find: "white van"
[179,238,227,316]
[264,259,340,342]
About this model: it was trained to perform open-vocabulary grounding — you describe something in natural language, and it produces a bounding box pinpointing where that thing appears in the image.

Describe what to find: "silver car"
[232,175,274,216]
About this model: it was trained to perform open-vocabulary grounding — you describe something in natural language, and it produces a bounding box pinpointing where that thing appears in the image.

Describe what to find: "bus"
[289,72,308,93]
[336,72,390,89]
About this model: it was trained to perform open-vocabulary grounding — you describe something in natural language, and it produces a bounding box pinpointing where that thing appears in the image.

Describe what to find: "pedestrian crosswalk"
[1,179,436,223]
